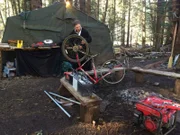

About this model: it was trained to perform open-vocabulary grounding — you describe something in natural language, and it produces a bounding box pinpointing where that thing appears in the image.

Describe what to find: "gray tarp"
[2,2,114,65]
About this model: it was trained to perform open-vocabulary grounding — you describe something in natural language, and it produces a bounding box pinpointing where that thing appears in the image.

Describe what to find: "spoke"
[62,34,89,63]
[78,50,87,55]
[66,47,73,49]
[66,42,74,47]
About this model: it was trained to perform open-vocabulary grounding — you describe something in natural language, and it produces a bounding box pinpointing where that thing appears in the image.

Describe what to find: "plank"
[131,66,180,78]
[60,77,102,106]
[86,67,126,75]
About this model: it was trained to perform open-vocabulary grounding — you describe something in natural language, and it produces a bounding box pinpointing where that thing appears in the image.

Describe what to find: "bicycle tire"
[100,59,125,84]
[61,34,89,63]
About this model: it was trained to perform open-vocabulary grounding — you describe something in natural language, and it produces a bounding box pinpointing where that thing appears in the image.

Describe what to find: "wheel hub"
[73,45,79,52]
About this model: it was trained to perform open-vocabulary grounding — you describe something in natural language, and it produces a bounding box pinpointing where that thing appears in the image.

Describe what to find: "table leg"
[134,72,144,83]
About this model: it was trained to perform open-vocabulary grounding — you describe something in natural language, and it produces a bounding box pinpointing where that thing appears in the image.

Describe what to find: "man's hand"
[81,40,85,44]
[79,45,83,49]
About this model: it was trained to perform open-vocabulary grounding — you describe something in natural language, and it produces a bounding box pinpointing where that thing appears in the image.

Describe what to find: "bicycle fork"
[91,58,98,82]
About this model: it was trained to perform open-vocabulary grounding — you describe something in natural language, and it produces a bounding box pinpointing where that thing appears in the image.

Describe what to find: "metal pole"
[44,90,71,118]
[55,99,63,104]
[49,92,81,105]
[55,99,73,106]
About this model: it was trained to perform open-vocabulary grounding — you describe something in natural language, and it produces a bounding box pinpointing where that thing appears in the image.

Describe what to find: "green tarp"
[2,2,114,65]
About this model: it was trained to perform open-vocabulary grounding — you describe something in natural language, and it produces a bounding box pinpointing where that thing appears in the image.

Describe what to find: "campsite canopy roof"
[2,2,114,65]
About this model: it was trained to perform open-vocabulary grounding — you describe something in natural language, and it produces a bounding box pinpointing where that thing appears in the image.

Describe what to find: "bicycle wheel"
[61,34,89,63]
[100,59,125,84]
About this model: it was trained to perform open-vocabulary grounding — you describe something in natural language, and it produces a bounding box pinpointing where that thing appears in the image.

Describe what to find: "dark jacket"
[70,28,92,43]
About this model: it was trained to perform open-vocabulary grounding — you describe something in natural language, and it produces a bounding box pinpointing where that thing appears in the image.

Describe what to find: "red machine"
[133,95,180,135]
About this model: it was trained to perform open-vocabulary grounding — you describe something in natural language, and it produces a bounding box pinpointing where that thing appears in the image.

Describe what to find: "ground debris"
[117,88,163,105]
[1,56,180,135]
[100,100,110,112]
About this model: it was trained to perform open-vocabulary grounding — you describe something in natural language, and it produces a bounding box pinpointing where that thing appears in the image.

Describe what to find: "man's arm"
[81,28,92,43]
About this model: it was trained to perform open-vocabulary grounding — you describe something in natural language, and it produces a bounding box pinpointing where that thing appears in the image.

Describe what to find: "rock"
[154,82,160,86]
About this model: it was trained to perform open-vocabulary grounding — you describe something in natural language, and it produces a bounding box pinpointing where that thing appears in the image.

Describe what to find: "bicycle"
[61,34,126,84]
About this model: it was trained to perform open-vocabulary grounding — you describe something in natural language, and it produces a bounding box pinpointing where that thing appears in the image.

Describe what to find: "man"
[70,20,92,44]
[70,19,92,70]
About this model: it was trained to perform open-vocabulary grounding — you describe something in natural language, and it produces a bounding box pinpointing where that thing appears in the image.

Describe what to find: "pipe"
[49,92,81,105]
[55,99,73,106]
[44,90,71,118]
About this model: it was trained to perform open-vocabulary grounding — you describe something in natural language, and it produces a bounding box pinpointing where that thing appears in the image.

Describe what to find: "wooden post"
[134,72,144,83]
[174,79,180,95]
[80,103,100,123]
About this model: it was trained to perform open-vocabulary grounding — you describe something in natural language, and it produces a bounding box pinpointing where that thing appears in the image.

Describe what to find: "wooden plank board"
[60,77,102,106]
[86,67,126,75]
[131,66,180,78]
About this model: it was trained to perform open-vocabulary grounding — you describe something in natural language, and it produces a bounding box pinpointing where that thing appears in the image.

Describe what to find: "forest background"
[0,0,178,51]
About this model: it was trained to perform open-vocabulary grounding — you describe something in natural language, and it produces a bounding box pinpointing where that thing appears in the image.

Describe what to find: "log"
[131,67,180,78]
[131,66,180,95]
[86,67,126,75]
[144,58,168,69]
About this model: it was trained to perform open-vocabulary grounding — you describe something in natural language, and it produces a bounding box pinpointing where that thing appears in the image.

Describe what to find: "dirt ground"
[0,57,180,135]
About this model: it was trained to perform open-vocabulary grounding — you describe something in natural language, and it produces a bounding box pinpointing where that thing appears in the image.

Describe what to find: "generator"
[133,96,180,135]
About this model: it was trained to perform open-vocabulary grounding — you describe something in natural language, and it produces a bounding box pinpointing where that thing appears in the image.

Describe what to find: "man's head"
[73,20,82,33]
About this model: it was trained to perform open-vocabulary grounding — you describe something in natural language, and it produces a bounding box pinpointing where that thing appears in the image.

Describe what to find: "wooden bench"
[131,66,180,95]
[58,77,102,123]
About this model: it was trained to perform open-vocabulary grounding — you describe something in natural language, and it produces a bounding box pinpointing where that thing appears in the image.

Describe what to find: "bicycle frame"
[65,53,120,84]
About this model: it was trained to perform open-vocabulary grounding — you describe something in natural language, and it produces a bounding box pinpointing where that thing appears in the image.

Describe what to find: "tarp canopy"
[2,2,114,65]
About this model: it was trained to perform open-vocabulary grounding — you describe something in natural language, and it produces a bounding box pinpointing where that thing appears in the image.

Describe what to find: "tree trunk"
[160,2,169,45]
[0,9,5,27]
[86,0,91,15]
[155,0,164,51]
[96,0,100,19]
[8,0,10,16]
[150,0,156,47]
[23,0,27,11]
[74,0,78,8]
[126,0,131,47]
[142,0,146,48]
[69,0,73,5]
[4,0,7,18]
[102,0,108,23]
[121,0,126,46]
[17,0,21,13]
[111,0,116,42]
[172,0,180,55]
[10,0,18,15]
[80,0,86,12]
